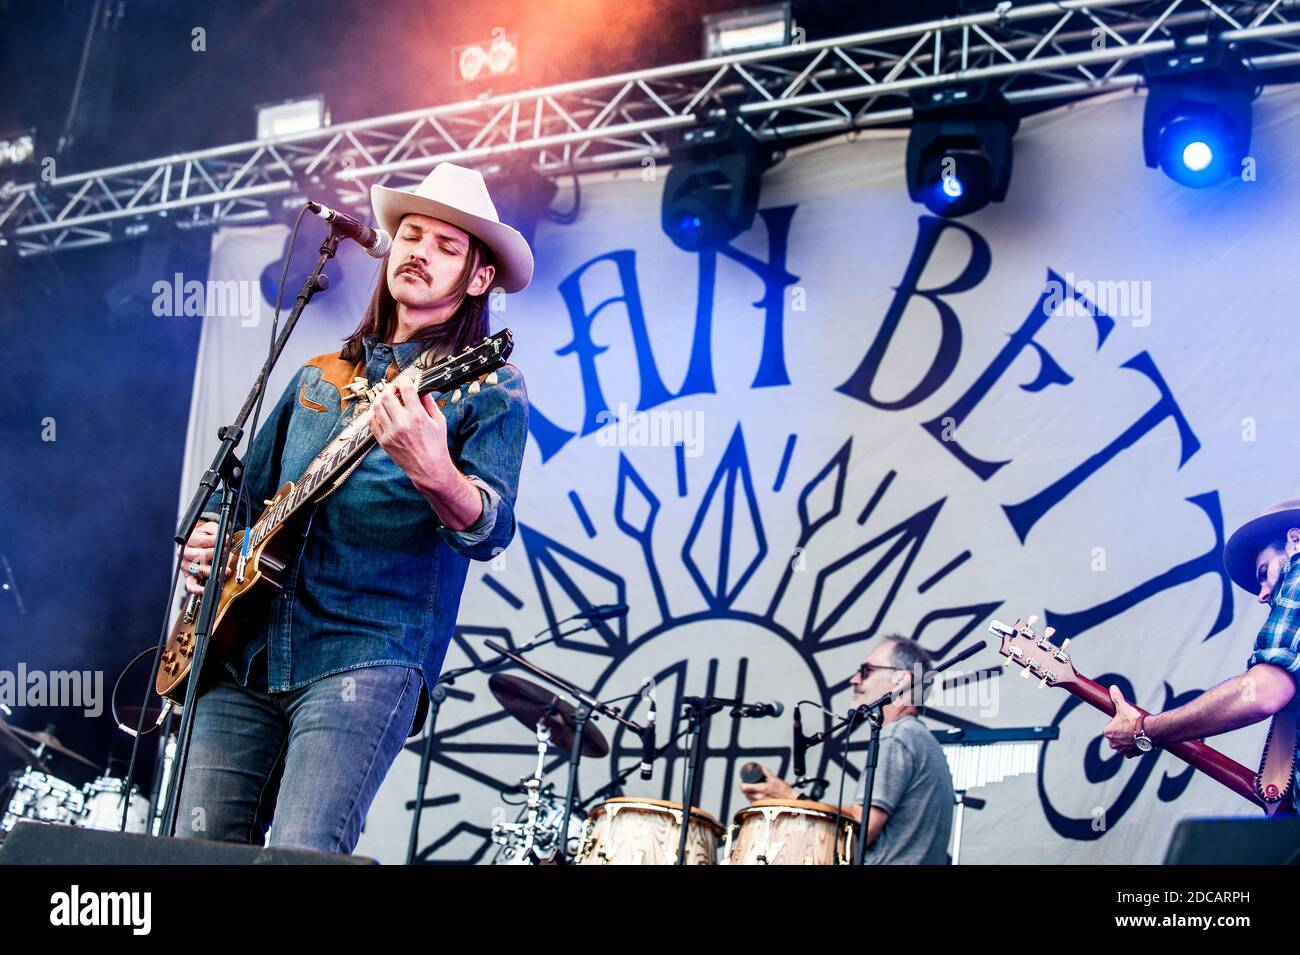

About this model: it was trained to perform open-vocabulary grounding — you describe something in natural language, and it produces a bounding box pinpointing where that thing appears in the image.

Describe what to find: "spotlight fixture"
[256,96,328,140]
[702,3,793,57]
[660,116,774,253]
[454,29,518,84]
[1142,44,1255,188]
[905,83,1018,218]
[0,129,35,168]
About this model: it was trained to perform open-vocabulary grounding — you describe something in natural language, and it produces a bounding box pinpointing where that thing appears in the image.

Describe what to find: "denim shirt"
[203,335,527,726]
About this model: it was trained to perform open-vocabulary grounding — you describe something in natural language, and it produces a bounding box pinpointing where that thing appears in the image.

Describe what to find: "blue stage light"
[906,84,1017,219]
[1142,46,1254,189]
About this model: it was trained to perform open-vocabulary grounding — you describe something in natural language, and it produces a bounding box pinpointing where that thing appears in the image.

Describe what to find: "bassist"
[1103,497,1300,814]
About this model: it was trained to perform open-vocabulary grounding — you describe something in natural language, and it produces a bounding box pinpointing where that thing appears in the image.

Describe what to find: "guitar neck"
[247,330,513,546]
[1064,673,1265,809]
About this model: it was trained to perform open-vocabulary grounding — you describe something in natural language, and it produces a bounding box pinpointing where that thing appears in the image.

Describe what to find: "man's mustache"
[396,262,429,283]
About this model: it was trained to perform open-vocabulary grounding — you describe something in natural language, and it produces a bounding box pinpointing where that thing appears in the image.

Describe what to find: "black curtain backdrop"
[0,233,208,789]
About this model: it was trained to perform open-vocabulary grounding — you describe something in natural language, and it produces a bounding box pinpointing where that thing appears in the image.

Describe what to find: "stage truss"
[5,0,1300,256]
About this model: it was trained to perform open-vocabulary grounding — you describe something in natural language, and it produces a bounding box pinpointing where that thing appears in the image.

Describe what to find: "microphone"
[793,705,807,778]
[305,200,392,258]
[734,701,784,719]
[639,701,656,781]
[573,603,629,621]
[739,761,765,784]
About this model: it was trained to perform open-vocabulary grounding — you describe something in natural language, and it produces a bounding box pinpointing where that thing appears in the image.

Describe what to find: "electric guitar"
[989,616,1290,816]
[157,330,515,705]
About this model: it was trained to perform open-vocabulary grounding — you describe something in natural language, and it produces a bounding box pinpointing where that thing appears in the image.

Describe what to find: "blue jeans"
[173,654,421,855]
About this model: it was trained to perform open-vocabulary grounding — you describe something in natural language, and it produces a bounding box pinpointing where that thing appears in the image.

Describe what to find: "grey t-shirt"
[855,715,954,865]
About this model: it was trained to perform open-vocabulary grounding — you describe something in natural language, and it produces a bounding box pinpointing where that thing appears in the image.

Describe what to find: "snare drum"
[80,776,150,834]
[576,797,724,865]
[2,772,86,832]
[727,798,858,865]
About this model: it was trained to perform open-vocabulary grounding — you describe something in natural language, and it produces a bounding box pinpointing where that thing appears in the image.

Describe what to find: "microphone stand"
[402,613,606,865]
[673,695,761,865]
[151,228,342,838]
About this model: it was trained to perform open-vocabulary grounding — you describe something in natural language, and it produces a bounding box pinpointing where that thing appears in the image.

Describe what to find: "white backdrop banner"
[182,87,1300,864]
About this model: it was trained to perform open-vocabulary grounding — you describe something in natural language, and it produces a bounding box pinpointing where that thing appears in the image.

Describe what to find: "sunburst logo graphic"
[373,392,1000,864]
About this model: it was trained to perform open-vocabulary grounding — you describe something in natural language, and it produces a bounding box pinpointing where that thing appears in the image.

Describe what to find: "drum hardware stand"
[556,702,591,862]
[491,717,557,863]
[403,614,609,865]
[482,639,644,864]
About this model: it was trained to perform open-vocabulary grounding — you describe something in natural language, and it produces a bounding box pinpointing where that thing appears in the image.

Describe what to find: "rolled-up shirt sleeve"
[436,363,528,560]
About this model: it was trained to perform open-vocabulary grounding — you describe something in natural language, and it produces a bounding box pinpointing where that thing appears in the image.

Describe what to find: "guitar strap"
[1256,696,1299,817]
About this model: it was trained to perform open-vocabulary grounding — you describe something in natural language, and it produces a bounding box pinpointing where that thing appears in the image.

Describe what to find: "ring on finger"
[188,560,201,577]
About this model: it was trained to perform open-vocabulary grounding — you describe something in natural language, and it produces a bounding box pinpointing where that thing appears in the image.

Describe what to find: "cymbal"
[488,674,610,759]
[0,718,49,773]
[9,726,99,770]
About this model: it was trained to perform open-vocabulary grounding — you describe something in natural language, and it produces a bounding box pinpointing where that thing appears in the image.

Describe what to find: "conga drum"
[728,799,858,865]
[575,797,724,865]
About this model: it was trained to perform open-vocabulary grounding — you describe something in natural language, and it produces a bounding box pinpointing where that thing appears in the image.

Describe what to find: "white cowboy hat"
[370,163,534,293]
[1223,496,1300,594]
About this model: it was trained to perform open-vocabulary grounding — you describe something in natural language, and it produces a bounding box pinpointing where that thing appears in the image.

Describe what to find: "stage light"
[1142,45,1255,188]
[702,3,793,57]
[454,29,519,84]
[0,130,35,168]
[256,96,328,140]
[905,83,1018,218]
[660,117,774,253]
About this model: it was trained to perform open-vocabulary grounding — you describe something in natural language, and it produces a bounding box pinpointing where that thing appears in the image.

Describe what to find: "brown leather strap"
[1256,697,1299,816]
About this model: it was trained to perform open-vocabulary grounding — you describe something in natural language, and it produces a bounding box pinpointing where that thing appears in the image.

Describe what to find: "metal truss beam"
[5,0,1300,256]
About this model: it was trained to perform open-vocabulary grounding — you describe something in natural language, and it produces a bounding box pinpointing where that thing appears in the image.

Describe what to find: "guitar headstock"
[420,329,514,397]
[988,616,1080,690]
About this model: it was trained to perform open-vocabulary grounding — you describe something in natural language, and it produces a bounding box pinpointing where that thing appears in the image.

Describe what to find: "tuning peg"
[1019,667,1031,679]
[1044,626,1056,639]
[486,372,499,385]
[468,380,481,395]
[1038,675,1049,688]
[1061,638,1070,652]
[1026,614,1039,629]
[450,388,462,403]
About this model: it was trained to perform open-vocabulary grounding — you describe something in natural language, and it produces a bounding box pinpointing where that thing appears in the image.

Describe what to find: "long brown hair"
[341,233,493,364]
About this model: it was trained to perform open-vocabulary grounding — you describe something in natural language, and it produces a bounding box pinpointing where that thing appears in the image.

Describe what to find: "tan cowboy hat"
[1223,497,1300,594]
[370,162,534,293]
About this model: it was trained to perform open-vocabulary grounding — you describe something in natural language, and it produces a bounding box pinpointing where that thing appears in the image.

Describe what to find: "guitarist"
[173,163,533,853]
[1103,498,1300,813]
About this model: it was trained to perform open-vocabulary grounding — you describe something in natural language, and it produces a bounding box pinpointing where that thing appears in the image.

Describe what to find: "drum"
[2,772,86,832]
[727,799,859,865]
[80,776,150,834]
[576,797,724,865]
